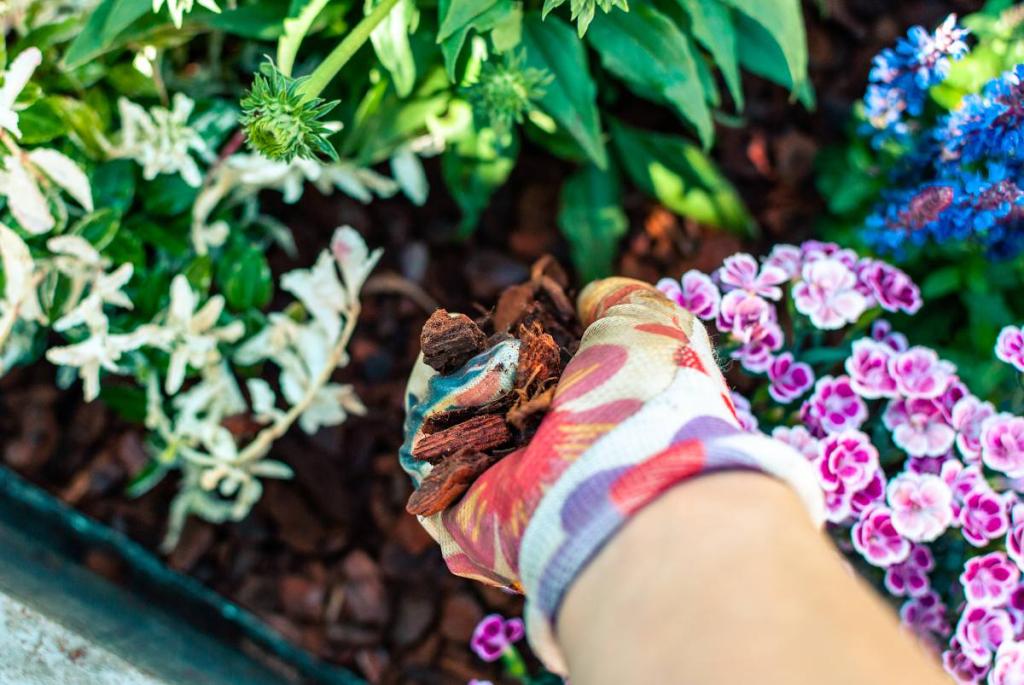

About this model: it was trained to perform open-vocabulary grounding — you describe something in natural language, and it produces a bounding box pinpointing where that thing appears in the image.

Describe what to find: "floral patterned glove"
[400,278,824,673]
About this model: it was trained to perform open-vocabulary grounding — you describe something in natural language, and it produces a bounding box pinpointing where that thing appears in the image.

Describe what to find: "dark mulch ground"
[0,1,982,683]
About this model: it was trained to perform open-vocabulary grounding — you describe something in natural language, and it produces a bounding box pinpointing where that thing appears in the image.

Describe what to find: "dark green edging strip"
[0,465,365,685]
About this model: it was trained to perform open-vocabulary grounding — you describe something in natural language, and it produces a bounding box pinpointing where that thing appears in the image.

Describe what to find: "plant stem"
[296,0,402,100]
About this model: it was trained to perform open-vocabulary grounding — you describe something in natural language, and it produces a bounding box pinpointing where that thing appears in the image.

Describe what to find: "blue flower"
[939,65,1024,168]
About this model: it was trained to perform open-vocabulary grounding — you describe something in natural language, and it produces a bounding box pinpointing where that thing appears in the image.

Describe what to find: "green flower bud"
[240,60,340,163]
[464,51,553,141]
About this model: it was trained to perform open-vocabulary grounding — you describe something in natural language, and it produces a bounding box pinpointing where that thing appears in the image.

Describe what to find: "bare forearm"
[558,472,950,685]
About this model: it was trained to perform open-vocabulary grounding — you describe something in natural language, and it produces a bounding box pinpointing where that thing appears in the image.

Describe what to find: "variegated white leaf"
[28,148,94,211]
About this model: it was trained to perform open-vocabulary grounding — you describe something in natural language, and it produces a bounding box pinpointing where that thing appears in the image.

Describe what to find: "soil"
[0,1,983,684]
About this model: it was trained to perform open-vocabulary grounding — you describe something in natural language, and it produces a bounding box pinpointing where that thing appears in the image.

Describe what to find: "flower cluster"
[863,14,969,147]
[660,243,1024,683]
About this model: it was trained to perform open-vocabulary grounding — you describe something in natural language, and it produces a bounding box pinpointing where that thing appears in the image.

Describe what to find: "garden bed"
[0,1,983,683]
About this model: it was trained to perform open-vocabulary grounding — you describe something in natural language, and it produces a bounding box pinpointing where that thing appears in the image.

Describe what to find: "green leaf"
[17,98,69,144]
[734,12,814,107]
[588,5,712,147]
[278,0,331,76]
[558,163,628,282]
[141,174,200,217]
[442,125,518,237]
[722,0,808,93]
[71,209,121,251]
[439,0,501,41]
[438,0,520,81]
[921,265,962,300]
[610,119,753,233]
[183,255,214,293]
[218,247,274,311]
[99,384,148,423]
[673,0,742,108]
[198,1,291,39]
[50,96,107,158]
[91,160,136,214]
[63,0,152,69]
[522,13,606,168]
[368,0,418,97]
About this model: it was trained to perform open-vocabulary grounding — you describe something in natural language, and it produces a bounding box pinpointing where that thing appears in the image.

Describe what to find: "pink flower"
[982,415,1024,478]
[764,243,802,279]
[730,391,758,432]
[849,469,887,518]
[961,552,1021,608]
[989,641,1024,685]
[944,639,992,683]
[818,430,879,493]
[792,257,868,330]
[716,290,774,343]
[996,325,1024,373]
[960,487,1011,548]
[470,614,524,662]
[953,397,996,464]
[883,398,956,457]
[871,318,909,351]
[851,504,911,567]
[885,544,934,597]
[767,352,814,403]
[1008,504,1024,572]
[956,605,1014,667]
[657,270,721,320]
[731,321,783,372]
[900,590,950,642]
[716,253,788,300]
[771,425,820,462]
[888,346,957,399]
[801,375,868,436]
[801,240,858,268]
[940,379,969,423]
[887,472,954,542]
[845,338,898,398]
[855,258,923,314]
[907,453,951,475]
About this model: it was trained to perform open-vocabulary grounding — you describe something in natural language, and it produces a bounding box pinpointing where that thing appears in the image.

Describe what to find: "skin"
[558,472,952,685]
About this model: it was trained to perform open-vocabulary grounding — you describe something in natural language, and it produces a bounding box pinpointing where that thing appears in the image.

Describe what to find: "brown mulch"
[0,1,983,683]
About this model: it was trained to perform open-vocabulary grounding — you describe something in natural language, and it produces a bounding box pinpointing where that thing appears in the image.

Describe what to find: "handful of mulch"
[406,257,584,517]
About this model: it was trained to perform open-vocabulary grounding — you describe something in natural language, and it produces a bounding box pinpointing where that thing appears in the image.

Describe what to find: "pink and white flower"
[845,338,898,398]
[888,346,957,399]
[801,240,858,267]
[801,375,869,436]
[887,471,954,542]
[901,590,951,643]
[883,398,956,457]
[960,487,1011,548]
[996,325,1024,374]
[871,318,909,352]
[855,258,923,314]
[961,552,1020,608]
[953,396,997,464]
[764,243,803,279]
[730,391,758,432]
[1007,504,1024,572]
[982,415,1024,478]
[470,614,524,662]
[768,352,814,403]
[956,605,1014,667]
[943,639,992,683]
[716,290,774,343]
[849,469,888,518]
[885,544,934,597]
[819,430,880,493]
[716,253,788,300]
[792,257,868,330]
[989,641,1024,685]
[657,270,721,320]
[771,425,820,462]
[851,504,911,567]
[731,321,783,373]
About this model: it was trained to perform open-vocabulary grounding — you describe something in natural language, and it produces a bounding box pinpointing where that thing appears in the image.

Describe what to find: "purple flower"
[1007,504,1024,572]
[982,415,1024,478]
[956,605,1014,667]
[888,346,957,399]
[767,352,814,403]
[771,425,820,461]
[960,487,1011,548]
[764,243,802,279]
[730,391,758,432]
[657,270,721,320]
[871,319,909,351]
[944,639,992,683]
[855,258,923,314]
[801,375,869,436]
[907,453,951,475]
[716,253,788,301]
[801,240,858,268]
[990,641,1024,685]
[470,614,524,662]
[887,471,953,542]
[885,544,934,597]
[850,469,888,519]
[996,325,1024,373]
[792,258,868,330]
[845,338,898,399]
[731,321,783,373]
[716,290,774,343]
[818,430,880,493]
[940,379,969,424]
[953,396,996,464]
[852,504,911,567]
[883,398,956,457]
[900,590,951,643]
[961,552,1020,608]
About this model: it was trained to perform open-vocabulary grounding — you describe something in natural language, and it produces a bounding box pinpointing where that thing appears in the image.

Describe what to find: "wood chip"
[406,451,498,517]
[412,414,511,464]
[420,309,487,374]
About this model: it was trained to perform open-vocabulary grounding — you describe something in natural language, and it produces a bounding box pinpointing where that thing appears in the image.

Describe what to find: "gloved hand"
[400,278,823,673]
